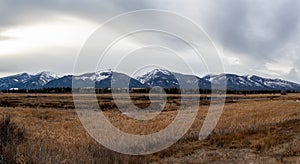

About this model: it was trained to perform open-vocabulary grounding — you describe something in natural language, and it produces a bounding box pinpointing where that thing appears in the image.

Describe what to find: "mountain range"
[1,69,300,91]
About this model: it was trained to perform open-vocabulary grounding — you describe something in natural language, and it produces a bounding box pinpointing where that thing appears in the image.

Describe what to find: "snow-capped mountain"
[137,69,180,88]
[44,75,72,88]
[0,69,300,91]
[136,68,211,89]
[203,74,300,91]
[0,72,59,90]
[45,70,146,89]
[22,72,60,89]
[0,73,31,90]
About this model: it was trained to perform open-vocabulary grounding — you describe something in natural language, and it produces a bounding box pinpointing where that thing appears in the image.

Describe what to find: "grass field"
[1,93,300,163]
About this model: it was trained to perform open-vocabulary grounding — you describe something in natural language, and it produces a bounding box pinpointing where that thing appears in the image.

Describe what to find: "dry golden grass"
[0,93,299,163]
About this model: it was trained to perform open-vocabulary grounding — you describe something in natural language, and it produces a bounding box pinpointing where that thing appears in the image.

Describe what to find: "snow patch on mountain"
[74,70,112,82]
[137,69,170,84]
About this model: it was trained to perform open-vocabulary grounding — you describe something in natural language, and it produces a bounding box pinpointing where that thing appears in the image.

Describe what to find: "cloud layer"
[0,0,299,82]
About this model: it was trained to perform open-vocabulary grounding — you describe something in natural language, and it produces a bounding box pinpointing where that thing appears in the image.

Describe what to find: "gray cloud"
[0,0,154,27]
[176,0,300,81]
[0,0,299,82]
[197,0,300,59]
[0,48,76,75]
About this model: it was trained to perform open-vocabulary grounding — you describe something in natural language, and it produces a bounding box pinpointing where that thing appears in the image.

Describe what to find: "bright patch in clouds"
[0,16,98,55]
[265,61,293,75]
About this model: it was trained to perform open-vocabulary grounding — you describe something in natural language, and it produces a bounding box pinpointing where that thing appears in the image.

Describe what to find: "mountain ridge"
[0,69,300,91]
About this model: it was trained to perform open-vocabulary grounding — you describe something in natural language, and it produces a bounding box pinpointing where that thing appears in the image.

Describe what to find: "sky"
[0,0,299,82]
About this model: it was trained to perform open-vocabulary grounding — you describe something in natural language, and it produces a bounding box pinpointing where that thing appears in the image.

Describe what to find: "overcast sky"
[0,0,299,82]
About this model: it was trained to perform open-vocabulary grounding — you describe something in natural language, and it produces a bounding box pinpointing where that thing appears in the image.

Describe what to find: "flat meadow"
[1,93,300,163]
